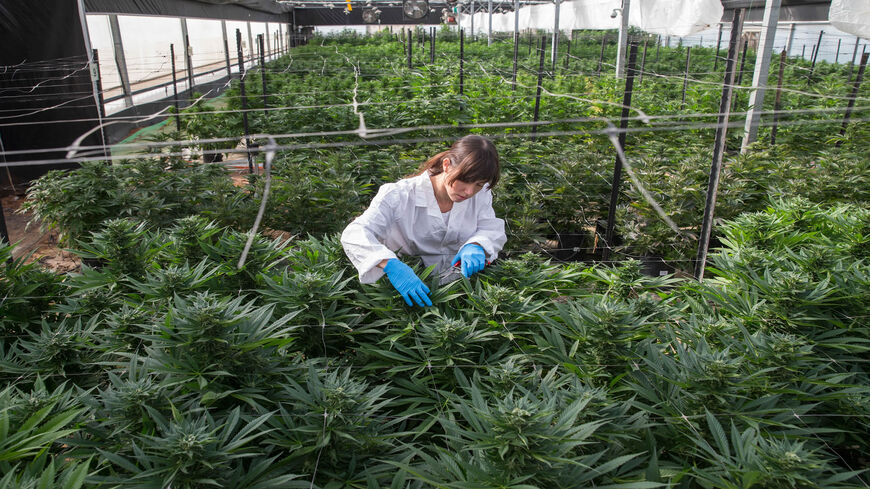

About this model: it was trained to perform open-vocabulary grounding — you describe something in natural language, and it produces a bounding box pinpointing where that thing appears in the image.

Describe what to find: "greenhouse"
[1,0,869,486]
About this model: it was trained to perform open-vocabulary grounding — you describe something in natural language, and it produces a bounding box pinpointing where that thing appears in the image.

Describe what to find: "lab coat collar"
[413,171,472,222]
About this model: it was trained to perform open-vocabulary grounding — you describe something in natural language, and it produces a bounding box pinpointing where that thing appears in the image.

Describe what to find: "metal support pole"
[259,35,268,112]
[837,52,868,145]
[736,38,749,86]
[551,0,561,71]
[597,34,606,76]
[181,20,194,91]
[470,0,475,38]
[247,22,254,67]
[714,23,723,71]
[265,22,271,59]
[108,14,133,107]
[695,9,744,280]
[639,40,648,83]
[407,28,413,69]
[429,27,438,64]
[808,30,823,78]
[770,50,786,145]
[236,29,254,173]
[835,38,841,64]
[512,0,519,89]
[222,20,231,77]
[460,29,465,97]
[681,47,691,108]
[848,37,862,81]
[531,36,547,138]
[488,0,493,45]
[615,0,630,78]
[741,0,781,152]
[602,42,639,261]
[564,39,571,69]
[92,50,106,123]
[170,44,181,132]
[785,22,796,56]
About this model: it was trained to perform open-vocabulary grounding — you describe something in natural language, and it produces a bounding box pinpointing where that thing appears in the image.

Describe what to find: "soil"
[2,193,81,273]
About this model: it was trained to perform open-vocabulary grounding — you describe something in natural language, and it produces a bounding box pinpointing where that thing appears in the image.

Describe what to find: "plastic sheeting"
[460,0,722,37]
[829,0,870,38]
[631,0,722,36]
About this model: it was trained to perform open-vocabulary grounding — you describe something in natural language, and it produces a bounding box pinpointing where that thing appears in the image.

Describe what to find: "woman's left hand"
[452,243,487,278]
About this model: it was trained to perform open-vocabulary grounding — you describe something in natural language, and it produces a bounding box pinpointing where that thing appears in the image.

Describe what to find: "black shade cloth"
[0,0,100,179]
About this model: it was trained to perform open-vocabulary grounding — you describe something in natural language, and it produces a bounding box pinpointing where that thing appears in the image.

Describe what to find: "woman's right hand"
[383,259,433,307]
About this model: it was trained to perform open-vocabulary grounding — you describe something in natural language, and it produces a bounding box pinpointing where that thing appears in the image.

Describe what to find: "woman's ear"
[441,158,452,173]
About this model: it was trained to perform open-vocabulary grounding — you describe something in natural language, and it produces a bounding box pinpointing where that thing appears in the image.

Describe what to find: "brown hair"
[415,135,500,189]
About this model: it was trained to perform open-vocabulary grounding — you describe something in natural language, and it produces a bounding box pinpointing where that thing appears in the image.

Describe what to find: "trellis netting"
[829,0,870,38]
[460,0,722,36]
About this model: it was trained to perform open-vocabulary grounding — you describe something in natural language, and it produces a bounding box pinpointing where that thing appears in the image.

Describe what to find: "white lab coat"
[341,171,507,284]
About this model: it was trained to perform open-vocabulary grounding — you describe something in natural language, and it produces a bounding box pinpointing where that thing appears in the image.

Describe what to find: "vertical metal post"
[837,52,868,145]
[615,0,630,78]
[170,44,181,132]
[809,30,823,77]
[835,38,841,64]
[222,20,231,77]
[265,22,271,59]
[785,22,796,55]
[460,29,465,97]
[407,28,413,69]
[259,35,268,112]
[770,50,786,145]
[236,29,254,173]
[681,47,691,108]
[639,40,648,83]
[601,42,639,261]
[512,0,520,89]
[488,0,493,45]
[429,27,438,65]
[108,14,133,107]
[564,39,571,68]
[181,19,194,91]
[92,50,106,121]
[551,0,561,71]
[531,36,547,138]
[695,9,744,280]
[848,37,862,81]
[714,23,723,70]
[470,0,475,38]
[741,0,781,152]
[247,22,254,67]
[597,34,606,76]
[736,38,749,86]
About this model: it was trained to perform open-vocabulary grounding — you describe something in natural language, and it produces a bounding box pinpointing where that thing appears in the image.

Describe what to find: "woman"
[341,135,507,307]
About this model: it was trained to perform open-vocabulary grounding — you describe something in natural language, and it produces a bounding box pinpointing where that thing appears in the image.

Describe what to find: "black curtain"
[0,0,100,180]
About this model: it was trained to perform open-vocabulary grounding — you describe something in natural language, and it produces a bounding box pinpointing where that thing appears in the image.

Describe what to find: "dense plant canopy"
[6,28,869,488]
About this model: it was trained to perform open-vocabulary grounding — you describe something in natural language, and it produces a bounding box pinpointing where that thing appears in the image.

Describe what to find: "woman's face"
[442,158,487,202]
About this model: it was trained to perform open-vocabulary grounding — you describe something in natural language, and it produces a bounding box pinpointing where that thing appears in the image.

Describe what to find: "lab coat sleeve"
[341,184,401,284]
[462,189,507,262]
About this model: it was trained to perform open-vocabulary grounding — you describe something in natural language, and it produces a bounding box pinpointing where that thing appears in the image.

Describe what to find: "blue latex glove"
[452,243,487,278]
[383,259,433,307]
